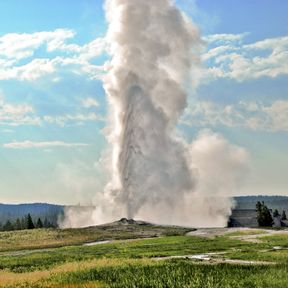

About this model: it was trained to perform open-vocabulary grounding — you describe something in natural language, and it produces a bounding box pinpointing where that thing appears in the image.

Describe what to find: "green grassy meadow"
[0,225,287,287]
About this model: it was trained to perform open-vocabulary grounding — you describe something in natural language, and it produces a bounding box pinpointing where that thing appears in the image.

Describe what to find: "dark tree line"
[256,201,287,227]
[272,209,287,220]
[256,201,273,227]
[0,213,56,231]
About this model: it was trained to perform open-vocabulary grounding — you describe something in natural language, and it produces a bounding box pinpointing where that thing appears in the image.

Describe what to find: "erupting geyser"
[61,0,250,228]
[103,0,201,220]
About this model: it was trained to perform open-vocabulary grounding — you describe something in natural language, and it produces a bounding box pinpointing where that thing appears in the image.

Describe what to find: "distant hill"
[234,196,288,211]
[0,203,64,225]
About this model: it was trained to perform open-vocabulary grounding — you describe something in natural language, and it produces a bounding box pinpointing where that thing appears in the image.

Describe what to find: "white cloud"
[2,103,33,115]
[0,90,105,127]
[182,99,288,132]
[0,55,106,82]
[0,29,107,81]
[9,58,56,81]
[0,29,75,60]
[0,93,41,126]
[1,29,286,83]
[43,112,105,127]
[264,100,288,131]
[204,32,248,44]
[3,140,89,149]
[244,36,288,51]
[203,34,288,81]
[81,97,99,108]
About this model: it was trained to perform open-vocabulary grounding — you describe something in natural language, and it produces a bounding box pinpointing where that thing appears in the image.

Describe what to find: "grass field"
[0,222,190,252]
[0,224,287,287]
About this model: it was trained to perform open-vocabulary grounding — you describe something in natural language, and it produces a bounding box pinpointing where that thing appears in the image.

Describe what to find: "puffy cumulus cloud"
[204,33,249,44]
[1,58,57,81]
[0,97,104,128]
[181,100,247,128]
[3,140,89,149]
[203,34,288,82]
[0,93,40,126]
[264,100,288,131]
[1,29,287,84]
[0,88,104,128]
[0,55,106,82]
[0,29,107,82]
[1,102,33,116]
[182,99,288,132]
[0,29,75,60]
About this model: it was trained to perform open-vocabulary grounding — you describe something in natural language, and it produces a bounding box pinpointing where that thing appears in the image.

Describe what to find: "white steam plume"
[135,130,250,227]
[61,0,250,228]
[101,0,201,221]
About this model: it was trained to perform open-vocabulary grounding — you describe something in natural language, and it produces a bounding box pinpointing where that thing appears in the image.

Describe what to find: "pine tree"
[36,218,43,228]
[21,217,26,230]
[256,201,273,227]
[273,209,280,217]
[256,201,264,226]
[43,218,49,228]
[282,210,287,220]
[262,205,274,226]
[256,201,262,212]
[26,213,35,229]
[15,218,22,230]
[3,220,14,231]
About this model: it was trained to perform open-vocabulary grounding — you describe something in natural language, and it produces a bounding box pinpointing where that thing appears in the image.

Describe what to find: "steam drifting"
[61,0,250,228]
[103,0,201,220]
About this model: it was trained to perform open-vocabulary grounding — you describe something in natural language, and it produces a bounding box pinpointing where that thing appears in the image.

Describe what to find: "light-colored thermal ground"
[188,227,288,242]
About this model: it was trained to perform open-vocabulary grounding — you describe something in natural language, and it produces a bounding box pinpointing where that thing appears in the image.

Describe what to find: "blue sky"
[0,0,287,204]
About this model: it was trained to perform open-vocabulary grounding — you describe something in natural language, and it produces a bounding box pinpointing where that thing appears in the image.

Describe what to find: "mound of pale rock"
[116,218,152,226]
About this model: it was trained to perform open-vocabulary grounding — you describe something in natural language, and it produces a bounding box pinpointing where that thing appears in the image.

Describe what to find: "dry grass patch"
[0,270,50,286]
[40,282,103,288]
[0,258,153,287]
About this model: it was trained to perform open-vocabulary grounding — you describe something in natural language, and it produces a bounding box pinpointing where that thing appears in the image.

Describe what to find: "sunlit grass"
[260,234,288,247]
[38,261,288,288]
[0,235,268,273]
[1,228,288,287]
[0,259,153,287]
[0,225,190,252]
